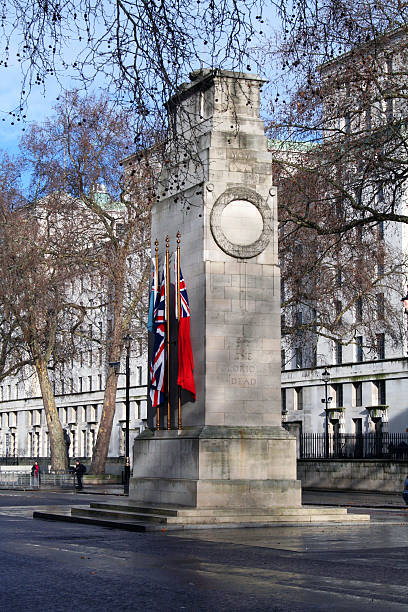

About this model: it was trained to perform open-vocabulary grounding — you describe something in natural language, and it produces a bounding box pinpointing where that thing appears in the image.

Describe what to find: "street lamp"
[321,368,333,458]
[123,334,132,496]
[108,333,132,495]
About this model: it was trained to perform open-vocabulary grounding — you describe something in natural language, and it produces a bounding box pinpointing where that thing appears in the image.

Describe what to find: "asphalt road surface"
[0,490,408,612]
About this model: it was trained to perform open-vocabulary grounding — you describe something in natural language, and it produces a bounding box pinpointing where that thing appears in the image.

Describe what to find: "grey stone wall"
[298,459,408,492]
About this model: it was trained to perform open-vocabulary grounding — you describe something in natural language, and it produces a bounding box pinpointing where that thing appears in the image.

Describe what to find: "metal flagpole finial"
[176,231,181,244]
[165,235,170,248]
[155,239,159,252]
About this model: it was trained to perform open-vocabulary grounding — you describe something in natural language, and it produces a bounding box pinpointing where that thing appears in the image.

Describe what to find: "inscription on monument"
[226,338,257,387]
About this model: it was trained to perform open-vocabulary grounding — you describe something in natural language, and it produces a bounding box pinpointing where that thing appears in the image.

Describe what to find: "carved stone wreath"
[210,186,272,259]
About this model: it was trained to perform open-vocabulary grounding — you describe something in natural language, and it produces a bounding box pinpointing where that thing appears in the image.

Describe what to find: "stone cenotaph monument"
[130,68,300,512]
[129,70,368,526]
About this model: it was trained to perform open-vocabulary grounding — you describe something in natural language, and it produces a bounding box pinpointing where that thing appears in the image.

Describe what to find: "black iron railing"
[300,433,408,460]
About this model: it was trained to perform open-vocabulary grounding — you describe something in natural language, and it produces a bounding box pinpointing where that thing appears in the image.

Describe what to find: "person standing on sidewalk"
[74,459,86,490]
[31,461,41,487]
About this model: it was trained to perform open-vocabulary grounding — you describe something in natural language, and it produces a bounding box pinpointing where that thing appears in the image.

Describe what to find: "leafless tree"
[0,183,92,471]
[22,91,155,473]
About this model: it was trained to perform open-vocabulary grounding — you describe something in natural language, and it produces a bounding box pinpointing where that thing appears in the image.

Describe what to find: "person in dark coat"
[31,461,41,485]
[74,459,86,490]
[403,475,408,506]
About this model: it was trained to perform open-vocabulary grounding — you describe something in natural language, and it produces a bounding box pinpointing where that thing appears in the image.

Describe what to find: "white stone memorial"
[130,69,301,512]
[129,70,369,526]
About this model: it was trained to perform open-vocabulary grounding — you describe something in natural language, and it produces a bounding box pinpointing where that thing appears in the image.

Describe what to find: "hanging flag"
[175,253,196,399]
[149,268,166,408]
[147,256,158,332]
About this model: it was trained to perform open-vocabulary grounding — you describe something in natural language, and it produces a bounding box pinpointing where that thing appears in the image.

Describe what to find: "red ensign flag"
[175,254,196,399]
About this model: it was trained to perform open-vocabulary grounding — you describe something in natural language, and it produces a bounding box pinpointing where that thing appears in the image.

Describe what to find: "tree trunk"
[89,367,119,474]
[35,358,68,473]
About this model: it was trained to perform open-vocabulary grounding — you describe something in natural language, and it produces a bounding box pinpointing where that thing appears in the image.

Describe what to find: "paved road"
[1,490,408,611]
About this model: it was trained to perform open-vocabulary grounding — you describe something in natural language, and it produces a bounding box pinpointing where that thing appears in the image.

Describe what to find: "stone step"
[164,512,370,525]
[33,510,149,531]
[71,507,168,523]
[74,504,370,526]
[90,502,180,516]
[89,502,349,517]
[34,507,370,530]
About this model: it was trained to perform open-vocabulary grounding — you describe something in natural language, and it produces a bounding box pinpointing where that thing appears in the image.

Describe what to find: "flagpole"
[165,235,171,430]
[176,231,182,430]
[155,239,160,431]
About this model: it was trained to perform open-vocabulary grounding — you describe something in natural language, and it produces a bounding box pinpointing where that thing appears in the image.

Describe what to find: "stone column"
[131,69,300,509]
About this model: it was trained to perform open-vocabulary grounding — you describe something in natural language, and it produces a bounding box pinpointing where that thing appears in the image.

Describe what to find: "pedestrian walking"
[74,459,86,490]
[31,461,41,486]
[403,474,408,506]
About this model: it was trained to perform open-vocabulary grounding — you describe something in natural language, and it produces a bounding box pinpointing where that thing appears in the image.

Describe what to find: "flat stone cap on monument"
[166,68,268,107]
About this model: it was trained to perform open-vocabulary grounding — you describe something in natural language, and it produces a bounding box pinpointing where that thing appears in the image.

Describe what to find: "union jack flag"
[149,268,166,408]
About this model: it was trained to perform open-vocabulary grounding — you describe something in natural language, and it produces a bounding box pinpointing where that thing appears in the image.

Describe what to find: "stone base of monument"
[123,427,370,526]
[129,426,301,509]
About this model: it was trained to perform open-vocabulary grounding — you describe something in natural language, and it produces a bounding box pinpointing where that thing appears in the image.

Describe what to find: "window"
[376,293,385,319]
[79,377,83,393]
[281,278,285,301]
[378,220,384,240]
[281,350,286,370]
[98,374,103,390]
[353,382,362,407]
[88,350,93,367]
[281,389,287,413]
[335,300,342,325]
[365,107,372,131]
[356,336,363,362]
[335,341,343,365]
[295,347,303,369]
[88,376,93,392]
[295,388,303,410]
[377,333,385,360]
[345,112,351,134]
[99,349,103,366]
[296,311,303,335]
[386,98,393,123]
[335,383,344,408]
[69,378,74,393]
[375,380,386,405]
[377,253,384,277]
[311,345,317,368]
[356,297,363,323]
[281,315,286,336]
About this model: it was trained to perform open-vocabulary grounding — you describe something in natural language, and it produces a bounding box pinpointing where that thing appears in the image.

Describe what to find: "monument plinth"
[130,69,301,509]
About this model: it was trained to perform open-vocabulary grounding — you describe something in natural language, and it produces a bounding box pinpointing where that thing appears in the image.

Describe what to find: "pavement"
[302,488,407,509]
[1,487,408,611]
